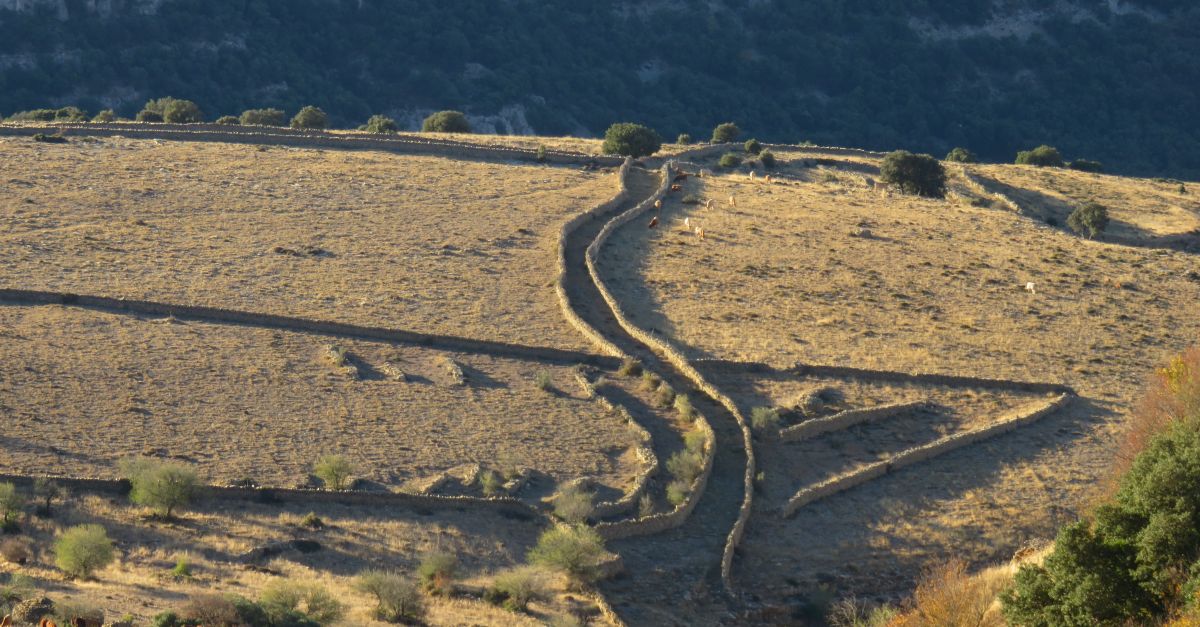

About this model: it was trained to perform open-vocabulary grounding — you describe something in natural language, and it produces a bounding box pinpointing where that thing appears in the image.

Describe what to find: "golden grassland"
[2,494,608,626]
[0,136,616,352]
[0,304,650,498]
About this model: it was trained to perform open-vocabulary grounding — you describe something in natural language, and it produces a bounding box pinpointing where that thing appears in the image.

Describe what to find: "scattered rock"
[239,539,323,564]
[12,597,55,624]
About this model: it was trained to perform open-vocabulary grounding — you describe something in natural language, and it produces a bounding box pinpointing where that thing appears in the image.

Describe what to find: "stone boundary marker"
[778,401,931,442]
[780,393,1074,518]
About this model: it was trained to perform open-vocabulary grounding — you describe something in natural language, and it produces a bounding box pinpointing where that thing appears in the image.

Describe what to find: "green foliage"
[91,109,116,122]
[666,450,704,485]
[33,477,60,516]
[945,147,976,163]
[1067,201,1109,238]
[617,358,642,377]
[552,485,593,524]
[478,469,502,496]
[1016,145,1066,167]
[490,566,550,612]
[422,110,470,133]
[136,109,163,122]
[0,483,22,529]
[240,108,286,126]
[750,406,780,432]
[673,394,694,420]
[676,133,692,145]
[228,595,271,627]
[417,551,458,595]
[313,454,354,490]
[355,570,424,623]
[527,524,606,584]
[534,370,553,391]
[215,115,240,125]
[163,99,203,123]
[666,480,690,507]
[119,457,199,518]
[683,427,707,453]
[759,150,777,168]
[259,580,344,626]
[718,152,741,169]
[601,122,662,158]
[0,572,33,613]
[300,511,325,530]
[291,106,328,129]
[151,611,182,627]
[7,106,87,122]
[744,138,762,154]
[880,150,947,197]
[712,122,740,143]
[363,114,398,133]
[1069,159,1104,173]
[54,524,115,579]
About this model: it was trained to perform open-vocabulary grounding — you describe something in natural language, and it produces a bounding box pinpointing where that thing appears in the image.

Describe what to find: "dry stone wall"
[778,401,930,443]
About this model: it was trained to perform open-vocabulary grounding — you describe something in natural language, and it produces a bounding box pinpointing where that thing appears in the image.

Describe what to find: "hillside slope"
[1,0,1199,177]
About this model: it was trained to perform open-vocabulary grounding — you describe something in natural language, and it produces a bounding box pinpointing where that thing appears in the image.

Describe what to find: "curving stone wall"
[778,401,931,443]
[780,393,1074,517]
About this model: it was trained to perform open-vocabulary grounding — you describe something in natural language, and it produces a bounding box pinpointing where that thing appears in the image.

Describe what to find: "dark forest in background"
[1,0,1197,177]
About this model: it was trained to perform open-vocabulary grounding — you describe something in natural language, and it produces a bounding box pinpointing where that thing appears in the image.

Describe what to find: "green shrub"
[534,370,553,392]
[683,427,707,453]
[676,133,692,145]
[151,611,182,627]
[489,566,550,612]
[666,450,704,485]
[259,580,344,626]
[135,109,163,122]
[54,524,115,579]
[172,554,192,579]
[1015,145,1065,167]
[759,150,777,168]
[34,477,61,516]
[601,122,662,158]
[641,371,660,391]
[750,406,781,432]
[300,511,325,530]
[655,383,676,408]
[0,572,33,612]
[944,147,977,163]
[527,525,606,584]
[744,138,762,154]
[240,108,286,126]
[666,480,690,507]
[291,106,328,130]
[880,150,947,198]
[364,114,399,133]
[228,595,271,627]
[0,483,22,531]
[535,145,548,162]
[91,109,116,122]
[718,152,742,169]
[119,457,199,518]
[417,551,458,595]
[215,115,240,125]
[355,570,423,623]
[8,106,87,122]
[313,454,354,490]
[552,485,593,524]
[1067,201,1109,238]
[478,469,502,496]
[1069,159,1104,173]
[163,99,203,123]
[422,110,470,133]
[673,394,694,420]
[617,358,642,377]
[712,122,740,143]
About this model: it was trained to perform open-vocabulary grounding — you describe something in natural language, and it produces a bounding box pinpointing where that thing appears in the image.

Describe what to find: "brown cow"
[648,216,659,229]
[670,184,683,192]
[3,615,12,627]
[654,199,663,210]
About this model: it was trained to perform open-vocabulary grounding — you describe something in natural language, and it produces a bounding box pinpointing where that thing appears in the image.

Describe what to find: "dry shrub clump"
[891,560,1005,627]
[1114,345,1200,480]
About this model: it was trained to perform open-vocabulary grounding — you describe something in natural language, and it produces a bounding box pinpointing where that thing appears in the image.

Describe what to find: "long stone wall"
[0,122,624,167]
[778,401,930,443]
[0,288,619,368]
[591,394,660,519]
[780,393,1074,517]
[583,162,757,594]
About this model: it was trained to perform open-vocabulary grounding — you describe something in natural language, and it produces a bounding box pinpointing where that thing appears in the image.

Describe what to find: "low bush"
[617,358,642,377]
[489,566,550,612]
[666,480,690,507]
[363,114,399,133]
[666,450,704,485]
[750,406,780,432]
[313,454,354,490]
[8,106,87,122]
[534,370,553,392]
[552,485,593,524]
[744,138,762,154]
[893,560,1004,627]
[478,469,502,496]
[135,109,163,122]
[300,512,325,530]
[91,109,116,122]
[240,108,286,126]
[944,147,977,163]
[214,115,240,125]
[712,122,740,143]
[674,394,694,420]
[759,150,777,168]
[180,594,239,627]
[172,554,192,579]
[676,133,692,145]
[228,595,271,627]
[0,483,22,532]
[31,133,67,144]
[0,538,30,565]
[54,524,115,579]
[356,570,423,623]
[683,427,707,453]
[1068,159,1104,173]
[259,580,343,626]
[54,600,104,627]
[601,122,662,158]
[880,150,947,198]
[1015,145,1065,167]
[1067,201,1109,238]
[535,145,548,162]
[0,572,33,614]
[33,478,60,517]
[163,99,203,123]
[417,551,458,595]
[527,525,606,585]
[641,371,660,391]
[422,110,470,133]
[291,106,328,130]
[119,457,199,518]
[718,152,742,169]
[655,383,676,408]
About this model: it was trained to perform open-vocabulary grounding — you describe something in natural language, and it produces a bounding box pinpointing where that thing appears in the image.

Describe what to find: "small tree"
[744,138,762,155]
[313,455,354,490]
[0,483,22,532]
[259,580,344,626]
[135,109,163,122]
[163,99,203,123]
[759,150,777,168]
[355,571,423,623]
[418,551,458,595]
[945,147,976,163]
[54,524,115,579]
[291,106,328,130]
[120,458,199,518]
[421,110,470,133]
[33,477,60,516]
[880,150,947,197]
[712,122,740,143]
[1015,145,1065,167]
[489,566,550,612]
[363,114,399,133]
[240,108,287,126]
[718,152,742,169]
[91,109,116,123]
[552,485,594,523]
[1067,201,1109,238]
[527,525,606,585]
[676,133,692,145]
[180,594,240,627]
[601,122,662,158]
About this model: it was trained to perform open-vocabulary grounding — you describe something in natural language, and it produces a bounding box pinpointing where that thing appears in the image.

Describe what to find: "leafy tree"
[240,108,286,126]
[120,457,199,518]
[718,152,741,168]
[0,483,22,532]
[163,99,203,123]
[91,109,116,122]
[355,571,423,623]
[135,109,163,122]
[744,138,762,154]
[759,150,777,168]
[313,454,354,490]
[422,110,470,133]
[33,477,60,516]
[712,122,740,143]
[259,581,343,626]
[291,106,328,129]
[417,551,458,595]
[880,150,947,197]
[1016,145,1066,167]
[945,147,976,163]
[363,114,398,133]
[600,122,661,158]
[54,524,115,579]
[527,525,606,585]
[676,133,692,145]
[1067,201,1109,238]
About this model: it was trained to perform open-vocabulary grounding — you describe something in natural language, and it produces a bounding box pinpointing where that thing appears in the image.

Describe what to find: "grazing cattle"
[705,199,715,210]
[3,615,11,627]
[749,171,757,181]
[40,619,58,627]
[695,226,706,240]
[728,194,737,208]
[684,217,691,228]
[654,199,663,210]
[764,174,773,183]
[648,216,659,229]
[670,184,683,192]
[1025,282,1036,295]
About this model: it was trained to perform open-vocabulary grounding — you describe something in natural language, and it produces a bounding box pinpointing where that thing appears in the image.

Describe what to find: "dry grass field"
[0,136,615,352]
[4,493,610,626]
